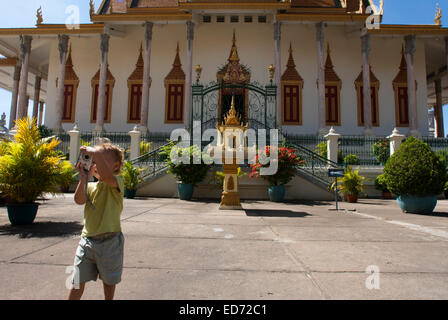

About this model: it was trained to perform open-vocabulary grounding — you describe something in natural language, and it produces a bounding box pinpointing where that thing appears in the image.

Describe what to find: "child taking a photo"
[67,143,125,300]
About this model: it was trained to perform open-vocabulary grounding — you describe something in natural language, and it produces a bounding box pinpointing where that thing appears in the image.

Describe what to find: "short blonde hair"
[96,142,124,174]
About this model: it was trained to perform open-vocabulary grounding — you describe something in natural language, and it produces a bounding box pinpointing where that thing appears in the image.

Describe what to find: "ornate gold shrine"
[216,31,251,124]
[217,96,248,210]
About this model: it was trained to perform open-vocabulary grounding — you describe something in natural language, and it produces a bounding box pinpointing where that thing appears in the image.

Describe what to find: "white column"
[405,35,419,137]
[129,126,142,160]
[388,128,405,156]
[38,101,44,126]
[94,32,110,133]
[68,125,81,165]
[361,35,374,136]
[17,35,32,121]
[316,22,326,135]
[325,127,340,164]
[274,21,282,128]
[9,63,21,129]
[184,21,194,130]
[140,22,153,133]
[434,78,444,138]
[32,75,41,124]
[54,35,69,132]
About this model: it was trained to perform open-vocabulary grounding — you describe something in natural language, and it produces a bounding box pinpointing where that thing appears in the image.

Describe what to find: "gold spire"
[435,3,442,26]
[228,30,240,62]
[36,6,43,25]
[224,96,243,126]
[89,0,95,17]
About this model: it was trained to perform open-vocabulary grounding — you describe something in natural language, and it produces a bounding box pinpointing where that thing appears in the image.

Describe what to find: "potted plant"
[0,118,66,225]
[250,144,305,202]
[330,166,365,203]
[343,154,360,166]
[371,139,390,165]
[122,161,144,199]
[374,174,392,199]
[58,160,77,193]
[383,136,446,214]
[315,141,343,163]
[160,141,211,201]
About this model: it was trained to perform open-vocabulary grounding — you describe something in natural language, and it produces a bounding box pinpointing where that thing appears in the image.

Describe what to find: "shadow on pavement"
[0,221,83,238]
[406,212,448,218]
[244,209,311,218]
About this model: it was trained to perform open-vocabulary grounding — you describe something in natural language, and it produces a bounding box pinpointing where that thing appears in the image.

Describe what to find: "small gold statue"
[435,3,442,26]
[36,6,43,25]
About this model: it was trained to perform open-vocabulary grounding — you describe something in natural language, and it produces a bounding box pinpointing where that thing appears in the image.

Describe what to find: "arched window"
[164,43,185,123]
[355,66,380,126]
[324,46,341,126]
[393,48,416,127]
[90,66,115,123]
[127,45,151,123]
[281,44,303,125]
[56,47,79,123]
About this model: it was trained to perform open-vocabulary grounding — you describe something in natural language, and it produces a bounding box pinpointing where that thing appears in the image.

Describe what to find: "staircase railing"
[131,144,169,179]
[287,142,343,186]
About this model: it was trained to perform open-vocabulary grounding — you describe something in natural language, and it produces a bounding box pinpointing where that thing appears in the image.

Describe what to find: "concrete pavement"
[1,195,448,299]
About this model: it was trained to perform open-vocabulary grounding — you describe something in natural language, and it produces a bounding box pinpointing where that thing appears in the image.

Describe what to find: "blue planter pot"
[6,203,39,225]
[268,185,286,202]
[397,195,438,214]
[178,183,194,201]
[124,189,137,199]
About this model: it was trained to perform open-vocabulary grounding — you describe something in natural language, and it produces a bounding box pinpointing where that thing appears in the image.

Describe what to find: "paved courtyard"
[1,195,448,300]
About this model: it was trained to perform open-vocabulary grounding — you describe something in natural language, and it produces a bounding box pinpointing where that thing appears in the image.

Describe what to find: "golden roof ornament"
[435,3,442,26]
[223,96,245,127]
[36,6,43,25]
[89,0,95,17]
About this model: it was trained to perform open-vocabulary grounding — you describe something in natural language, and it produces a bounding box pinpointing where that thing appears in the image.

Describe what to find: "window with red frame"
[166,83,184,123]
[62,84,75,122]
[283,85,300,124]
[325,85,339,125]
[91,84,111,122]
[129,84,142,122]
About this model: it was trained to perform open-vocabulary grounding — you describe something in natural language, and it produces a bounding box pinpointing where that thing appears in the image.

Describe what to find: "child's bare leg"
[67,282,85,300]
[103,282,116,300]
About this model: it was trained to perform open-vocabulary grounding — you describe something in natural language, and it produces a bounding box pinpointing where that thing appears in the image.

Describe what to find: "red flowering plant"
[250,144,305,186]
[371,139,390,165]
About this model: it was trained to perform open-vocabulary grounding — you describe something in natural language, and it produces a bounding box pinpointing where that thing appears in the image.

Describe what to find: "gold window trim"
[355,82,380,127]
[127,80,152,124]
[325,81,342,126]
[164,43,186,124]
[281,80,303,126]
[61,80,79,123]
[90,79,115,123]
[164,79,185,124]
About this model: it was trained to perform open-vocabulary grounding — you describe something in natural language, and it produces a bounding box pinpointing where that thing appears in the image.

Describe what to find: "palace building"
[0,0,448,138]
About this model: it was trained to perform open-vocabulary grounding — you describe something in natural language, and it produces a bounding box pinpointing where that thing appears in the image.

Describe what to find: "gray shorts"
[71,232,124,286]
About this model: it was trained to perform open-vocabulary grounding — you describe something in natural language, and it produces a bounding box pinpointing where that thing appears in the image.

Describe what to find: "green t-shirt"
[81,175,124,238]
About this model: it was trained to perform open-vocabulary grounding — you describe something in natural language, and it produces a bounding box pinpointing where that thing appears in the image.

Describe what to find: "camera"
[77,152,93,172]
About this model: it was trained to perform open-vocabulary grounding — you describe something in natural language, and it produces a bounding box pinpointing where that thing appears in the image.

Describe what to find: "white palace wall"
[45,22,428,136]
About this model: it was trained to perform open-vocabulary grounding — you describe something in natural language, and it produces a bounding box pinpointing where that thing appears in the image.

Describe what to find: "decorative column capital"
[361,34,370,54]
[187,21,194,41]
[13,64,21,81]
[274,21,281,41]
[404,35,416,56]
[19,35,32,61]
[100,33,110,54]
[58,34,69,64]
[144,21,153,41]
[316,22,324,42]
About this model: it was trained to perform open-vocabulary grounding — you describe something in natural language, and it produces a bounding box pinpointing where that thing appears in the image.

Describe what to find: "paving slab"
[2,195,448,299]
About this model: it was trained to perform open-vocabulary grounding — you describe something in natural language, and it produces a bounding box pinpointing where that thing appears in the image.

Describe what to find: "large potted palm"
[0,118,65,225]
[383,136,446,214]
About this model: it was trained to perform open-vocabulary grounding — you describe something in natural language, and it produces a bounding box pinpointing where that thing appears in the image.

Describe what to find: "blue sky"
[0,0,446,132]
